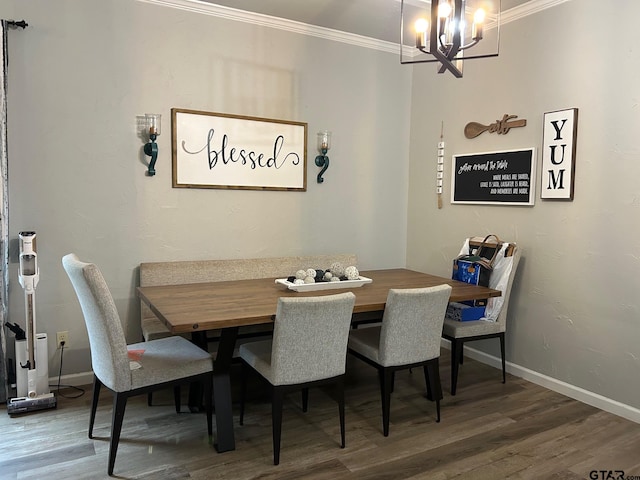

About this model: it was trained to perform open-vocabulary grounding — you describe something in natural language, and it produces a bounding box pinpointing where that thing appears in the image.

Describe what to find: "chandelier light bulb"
[415,18,428,33]
[438,1,452,18]
[472,8,485,40]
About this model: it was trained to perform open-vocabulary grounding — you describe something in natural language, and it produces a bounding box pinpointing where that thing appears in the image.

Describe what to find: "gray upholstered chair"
[238,292,356,465]
[347,284,452,436]
[62,254,213,476]
[443,240,521,395]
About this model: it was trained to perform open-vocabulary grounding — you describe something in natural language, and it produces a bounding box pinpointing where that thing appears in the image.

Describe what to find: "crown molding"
[501,0,573,24]
[137,0,572,54]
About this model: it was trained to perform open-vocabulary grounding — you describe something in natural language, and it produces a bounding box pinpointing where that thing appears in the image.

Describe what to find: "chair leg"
[301,388,309,413]
[337,377,345,448]
[379,368,393,437]
[108,392,128,476]
[499,333,506,384]
[174,386,181,414]
[424,365,433,400]
[203,375,213,439]
[450,339,463,396]
[424,359,442,422]
[147,392,153,406]
[272,387,284,465]
[89,375,101,439]
[239,361,247,426]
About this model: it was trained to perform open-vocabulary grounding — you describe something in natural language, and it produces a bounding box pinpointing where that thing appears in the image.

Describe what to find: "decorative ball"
[293,278,305,285]
[323,271,333,281]
[306,268,316,278]
[303,275,316,284]
[330,262,345,277]
[344,266,359,280]
[330,276,340,282]
[295,269,307,280]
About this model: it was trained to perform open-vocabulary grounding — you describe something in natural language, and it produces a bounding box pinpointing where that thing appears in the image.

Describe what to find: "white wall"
[406,0,640,412]
[3,0,410,376]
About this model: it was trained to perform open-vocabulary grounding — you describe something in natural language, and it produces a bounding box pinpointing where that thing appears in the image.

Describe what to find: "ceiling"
[193,0,544,44]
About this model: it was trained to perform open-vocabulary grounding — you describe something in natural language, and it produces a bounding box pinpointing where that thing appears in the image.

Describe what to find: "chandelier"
[400,0,501,78]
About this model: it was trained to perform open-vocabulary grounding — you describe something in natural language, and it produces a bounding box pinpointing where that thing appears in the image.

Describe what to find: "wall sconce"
[315,131,331,183]
[142,114,161,176]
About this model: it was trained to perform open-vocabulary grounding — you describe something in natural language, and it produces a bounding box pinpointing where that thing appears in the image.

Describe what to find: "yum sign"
[541,108,578,200]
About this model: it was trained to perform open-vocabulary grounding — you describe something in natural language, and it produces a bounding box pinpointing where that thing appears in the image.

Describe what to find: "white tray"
[275,276,373,292]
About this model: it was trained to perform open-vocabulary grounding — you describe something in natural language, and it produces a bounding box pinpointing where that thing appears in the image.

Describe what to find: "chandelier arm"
[458,39,480,52]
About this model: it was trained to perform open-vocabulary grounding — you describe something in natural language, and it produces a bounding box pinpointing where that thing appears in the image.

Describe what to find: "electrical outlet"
[56,331,69,348]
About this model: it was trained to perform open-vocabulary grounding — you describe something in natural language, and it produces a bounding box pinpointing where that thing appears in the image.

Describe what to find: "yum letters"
[541,108,578,200]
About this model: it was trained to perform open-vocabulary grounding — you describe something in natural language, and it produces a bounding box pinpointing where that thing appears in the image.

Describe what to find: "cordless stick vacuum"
[7,231,57,414]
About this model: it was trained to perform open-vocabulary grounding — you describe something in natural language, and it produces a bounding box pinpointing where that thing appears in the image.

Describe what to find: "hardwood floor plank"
[1,351,639,479]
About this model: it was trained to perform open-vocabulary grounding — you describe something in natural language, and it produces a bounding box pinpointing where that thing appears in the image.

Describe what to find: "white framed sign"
[172,109,307,191]
[541,108,578,200]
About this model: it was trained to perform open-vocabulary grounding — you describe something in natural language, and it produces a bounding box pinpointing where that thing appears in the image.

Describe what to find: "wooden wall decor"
[464,114,527,139]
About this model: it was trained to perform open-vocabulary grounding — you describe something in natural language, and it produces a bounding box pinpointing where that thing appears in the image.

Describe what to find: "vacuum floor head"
[7,393,57,415]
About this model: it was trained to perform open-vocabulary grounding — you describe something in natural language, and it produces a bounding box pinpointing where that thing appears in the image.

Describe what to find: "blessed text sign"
[451,149,536,206]
[172,109,307,191]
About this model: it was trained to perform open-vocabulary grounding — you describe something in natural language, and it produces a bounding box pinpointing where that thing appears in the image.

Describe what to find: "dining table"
[136,268,501,453]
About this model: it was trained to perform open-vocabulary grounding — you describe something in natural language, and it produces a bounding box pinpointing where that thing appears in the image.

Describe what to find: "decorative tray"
[275,276,373,292]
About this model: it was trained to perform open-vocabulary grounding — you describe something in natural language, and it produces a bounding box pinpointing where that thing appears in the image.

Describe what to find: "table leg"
[212,326,239,453]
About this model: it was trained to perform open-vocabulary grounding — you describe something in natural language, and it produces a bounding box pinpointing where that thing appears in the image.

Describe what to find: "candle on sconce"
[145,113,161,137]
[317,131,331,152]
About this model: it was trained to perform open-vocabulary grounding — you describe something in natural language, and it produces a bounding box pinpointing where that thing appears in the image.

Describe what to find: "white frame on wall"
[540,107,578,200]
[172,108,307,191]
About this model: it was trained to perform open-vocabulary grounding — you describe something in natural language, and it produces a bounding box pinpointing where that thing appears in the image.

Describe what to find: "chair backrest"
[464,237,520,326]
[495,245,521,328]
[378,284,452,367]
[62,253,131,392]
[270,292,356,385]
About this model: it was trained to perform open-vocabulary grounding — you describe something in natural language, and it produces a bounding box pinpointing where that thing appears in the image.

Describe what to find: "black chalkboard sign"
[451,148,536,205]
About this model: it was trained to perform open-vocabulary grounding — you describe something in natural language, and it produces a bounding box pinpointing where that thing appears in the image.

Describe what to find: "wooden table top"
[136,268,501,334]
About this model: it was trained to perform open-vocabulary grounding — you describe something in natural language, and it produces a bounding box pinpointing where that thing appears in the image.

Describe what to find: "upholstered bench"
[139,254,358,343]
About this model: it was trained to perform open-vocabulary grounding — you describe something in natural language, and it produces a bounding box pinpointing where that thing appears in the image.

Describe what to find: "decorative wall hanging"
[314,131,331,184]
[540,108,578,200]
[436,122,444,209]
[141,113,161,176]
[464,114,526,139]
[451,148,536,206]
[172,109,307,191]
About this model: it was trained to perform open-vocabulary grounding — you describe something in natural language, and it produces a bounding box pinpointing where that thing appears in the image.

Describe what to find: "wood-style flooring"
[1,351,639,480]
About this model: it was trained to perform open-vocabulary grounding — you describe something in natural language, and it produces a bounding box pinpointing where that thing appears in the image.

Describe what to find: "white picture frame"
[172,108,307,191]
[541,108,578,200]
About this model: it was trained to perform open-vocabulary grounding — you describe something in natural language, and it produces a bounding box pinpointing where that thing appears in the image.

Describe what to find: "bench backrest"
[139,254,358,332]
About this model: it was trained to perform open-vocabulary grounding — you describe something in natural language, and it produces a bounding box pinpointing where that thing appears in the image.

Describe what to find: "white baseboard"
[440,339,640,424]
[49,371,94,390]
